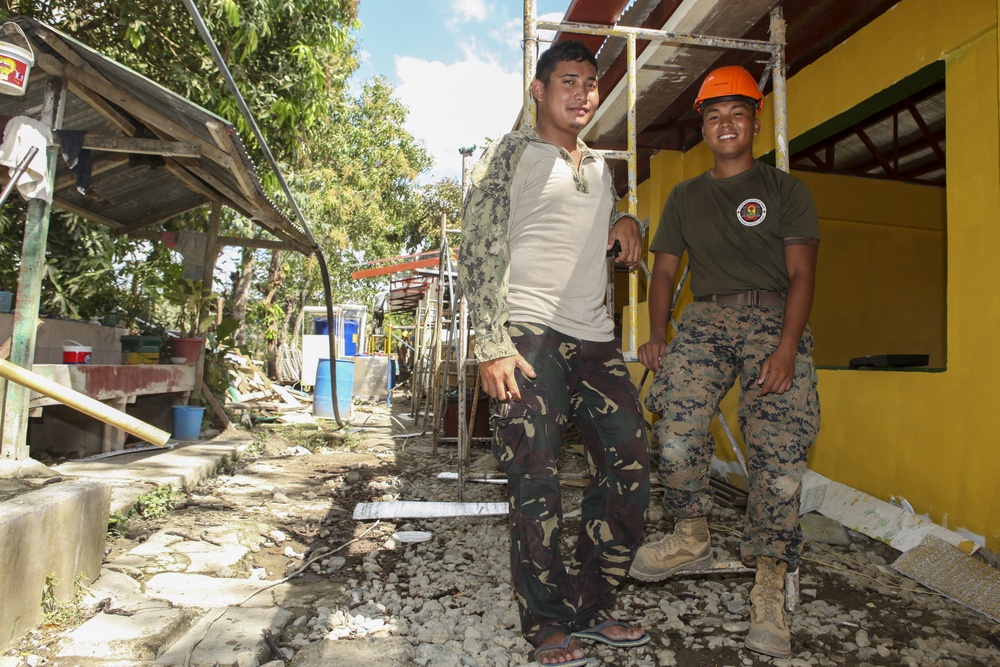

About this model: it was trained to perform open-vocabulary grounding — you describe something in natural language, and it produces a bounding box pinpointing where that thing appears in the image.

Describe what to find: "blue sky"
[352,0,568,182]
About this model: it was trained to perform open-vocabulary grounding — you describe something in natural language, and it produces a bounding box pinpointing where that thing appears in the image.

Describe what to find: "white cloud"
[395,55,523,183]
[450,0,490,23]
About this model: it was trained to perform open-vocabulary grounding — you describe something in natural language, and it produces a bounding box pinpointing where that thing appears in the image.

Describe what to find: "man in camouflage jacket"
[458,40,651,667]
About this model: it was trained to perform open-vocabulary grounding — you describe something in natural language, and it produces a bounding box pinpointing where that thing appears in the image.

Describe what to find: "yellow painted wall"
[624,0,1000,549]
[799,171,947,368]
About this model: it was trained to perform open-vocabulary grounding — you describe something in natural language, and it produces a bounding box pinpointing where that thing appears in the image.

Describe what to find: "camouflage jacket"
[458,127,639,362]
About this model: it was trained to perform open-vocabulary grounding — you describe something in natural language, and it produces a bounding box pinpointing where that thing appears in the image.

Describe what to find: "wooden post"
[194,201,222,401]
[1,78,65,461]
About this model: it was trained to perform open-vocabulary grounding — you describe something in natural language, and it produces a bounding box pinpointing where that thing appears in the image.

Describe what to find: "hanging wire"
[180,0,343,426]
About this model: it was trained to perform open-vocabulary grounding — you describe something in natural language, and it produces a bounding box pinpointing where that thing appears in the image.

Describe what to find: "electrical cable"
[180,0,343,425]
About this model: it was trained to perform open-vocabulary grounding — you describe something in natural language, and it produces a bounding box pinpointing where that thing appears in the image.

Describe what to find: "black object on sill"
[848,354,930,369]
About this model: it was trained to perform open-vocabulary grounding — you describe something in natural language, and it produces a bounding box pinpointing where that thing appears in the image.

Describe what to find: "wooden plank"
[53,155,127,191]
[124,231,297,251]
[67,81,136,135]
[236,390,269,402]
[52,197,124,229]
[170,157,260,218]
[217,236,298,251]
[40,52,233,169]
[272,383,302,408]
[80,135,200,158]
[32,30,232,169]
[162,160,224,203]
[201,380,234,431]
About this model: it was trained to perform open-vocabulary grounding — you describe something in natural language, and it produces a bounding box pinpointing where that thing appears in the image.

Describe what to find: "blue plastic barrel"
[171,405,205,440]
[314,358,354,419]
[342,319,359,356]
[313,317,329,335]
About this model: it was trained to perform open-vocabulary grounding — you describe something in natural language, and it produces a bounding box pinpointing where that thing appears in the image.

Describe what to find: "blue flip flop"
[532,633,589,666]
[573,620,651,648]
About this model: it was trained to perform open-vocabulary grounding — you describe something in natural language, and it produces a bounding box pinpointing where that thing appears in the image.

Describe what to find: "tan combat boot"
[745,557,791,658]
[629,517,713,582]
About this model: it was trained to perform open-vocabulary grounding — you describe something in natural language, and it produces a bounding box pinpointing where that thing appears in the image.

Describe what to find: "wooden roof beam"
[81,135,200,158]
[205,120,258,201]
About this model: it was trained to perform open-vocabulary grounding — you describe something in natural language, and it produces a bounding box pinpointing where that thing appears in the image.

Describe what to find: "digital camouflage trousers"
[645,302,820,569]
[492,322,650,647]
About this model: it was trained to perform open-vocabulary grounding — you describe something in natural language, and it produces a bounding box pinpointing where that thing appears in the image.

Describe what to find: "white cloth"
[0,115,52,202]
[176,230,207,281]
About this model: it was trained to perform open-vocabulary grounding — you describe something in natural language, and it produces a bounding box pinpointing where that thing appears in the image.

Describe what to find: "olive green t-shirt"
[650,161,819,296]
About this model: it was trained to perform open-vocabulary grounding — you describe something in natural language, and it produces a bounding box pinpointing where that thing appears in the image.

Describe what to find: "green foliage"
[41,573,88,626]
[296,77,433,260]
[410,178,465,251]
[204,316,240,405]
[133,484,180,521]
[106,484,180,538]
[163,278,216,338]
[107,509,129,538]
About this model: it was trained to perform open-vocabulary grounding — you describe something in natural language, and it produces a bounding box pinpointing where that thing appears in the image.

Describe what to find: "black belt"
[695,290,784,307]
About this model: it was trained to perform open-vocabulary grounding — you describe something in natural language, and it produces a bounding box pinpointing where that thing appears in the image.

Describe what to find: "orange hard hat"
[693,65,764,114]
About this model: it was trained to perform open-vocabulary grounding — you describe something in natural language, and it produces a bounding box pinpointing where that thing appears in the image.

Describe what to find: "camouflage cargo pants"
[645,302,820,569]
[492,322,650,646]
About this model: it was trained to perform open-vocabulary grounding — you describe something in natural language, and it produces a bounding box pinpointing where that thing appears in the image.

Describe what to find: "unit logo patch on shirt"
[737,198,767,227]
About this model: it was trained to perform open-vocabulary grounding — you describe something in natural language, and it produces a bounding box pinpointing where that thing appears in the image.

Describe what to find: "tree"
[6,0,358,173]
[1,0,359,328]
[3,1,444,383]
[408,177,464,252]
[237,76,439,377]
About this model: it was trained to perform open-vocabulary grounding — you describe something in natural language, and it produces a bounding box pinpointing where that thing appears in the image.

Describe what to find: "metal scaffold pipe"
[770,6,790,172]
[523,0,538,128]
[535,20,783,56]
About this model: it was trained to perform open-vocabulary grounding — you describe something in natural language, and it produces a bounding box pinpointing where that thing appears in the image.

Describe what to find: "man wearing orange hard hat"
[630,65,821,659]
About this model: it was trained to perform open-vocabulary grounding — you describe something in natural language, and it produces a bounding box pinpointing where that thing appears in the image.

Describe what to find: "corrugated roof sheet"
[0,16,314,255]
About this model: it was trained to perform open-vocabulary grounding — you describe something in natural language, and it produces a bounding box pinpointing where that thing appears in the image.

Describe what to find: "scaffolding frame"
[404,213,485,501]
[522,2,792,489]
[524,0,790,361]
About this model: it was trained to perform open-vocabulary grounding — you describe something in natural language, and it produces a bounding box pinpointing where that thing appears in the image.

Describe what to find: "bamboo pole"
[0,359,171,447]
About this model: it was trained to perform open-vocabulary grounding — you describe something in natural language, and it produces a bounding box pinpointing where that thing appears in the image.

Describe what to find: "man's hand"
[608,217,642,269]
[757,347,796,396]
[637,337,668,372]
[478,354,536,401]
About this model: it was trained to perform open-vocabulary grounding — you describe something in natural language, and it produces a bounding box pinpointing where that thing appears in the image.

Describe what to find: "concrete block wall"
[0,314,129,365]
[0,480,110,648]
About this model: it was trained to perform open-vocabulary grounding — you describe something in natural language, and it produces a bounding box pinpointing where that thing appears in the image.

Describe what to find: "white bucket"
[0,23,34,97]
[63,339,92,365]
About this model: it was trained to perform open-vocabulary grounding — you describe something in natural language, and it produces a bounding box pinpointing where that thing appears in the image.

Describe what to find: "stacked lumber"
[224,352,312,414]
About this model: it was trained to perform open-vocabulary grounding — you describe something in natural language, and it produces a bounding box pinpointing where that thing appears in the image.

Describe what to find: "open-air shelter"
[0,16,314,463]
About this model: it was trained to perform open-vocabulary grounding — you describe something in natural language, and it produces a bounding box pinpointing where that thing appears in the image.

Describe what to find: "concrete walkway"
[43,431,292,667]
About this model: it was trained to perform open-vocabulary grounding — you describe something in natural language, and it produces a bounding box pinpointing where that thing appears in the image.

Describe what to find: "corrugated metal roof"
[548,0,922,190]
[0,16,315,254]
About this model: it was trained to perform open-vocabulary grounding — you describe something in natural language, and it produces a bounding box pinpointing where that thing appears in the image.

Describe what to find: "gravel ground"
[308,402,1000,667]
[10,399,999,667]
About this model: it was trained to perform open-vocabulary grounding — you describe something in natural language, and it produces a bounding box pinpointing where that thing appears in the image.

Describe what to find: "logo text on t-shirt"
[737,198,767,226]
